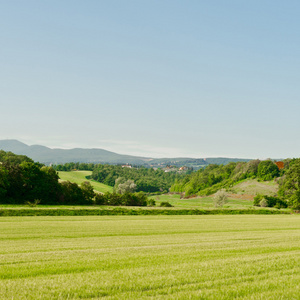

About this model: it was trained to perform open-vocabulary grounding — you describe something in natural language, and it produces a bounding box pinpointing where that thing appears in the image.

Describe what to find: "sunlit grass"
[1,215,300,299]
[155,193,254,209]
[58,170,113,193]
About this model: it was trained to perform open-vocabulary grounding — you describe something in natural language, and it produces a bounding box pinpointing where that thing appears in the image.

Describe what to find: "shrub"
[94,192,148,206]
[94,193,106,205]
[160,201,173,207]
[259,198,268,207]
[274,198,288,209]
[147,198,156,206]
[253,194,263,206]
[213,189,228,208]
[59,181,92,205]
[26,199,41,207]
[254,194,288,208]
[121,192,147,206]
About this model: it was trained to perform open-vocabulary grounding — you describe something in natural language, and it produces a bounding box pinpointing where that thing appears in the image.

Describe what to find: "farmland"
[1,215,300,299]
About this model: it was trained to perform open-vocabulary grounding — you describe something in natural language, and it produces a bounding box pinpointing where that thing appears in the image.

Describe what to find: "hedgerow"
[0,208,289,217]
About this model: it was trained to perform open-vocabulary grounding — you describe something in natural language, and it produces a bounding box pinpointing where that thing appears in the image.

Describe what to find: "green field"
[155,194,254,209]
[58,170,113,193]
[1,215,300,299]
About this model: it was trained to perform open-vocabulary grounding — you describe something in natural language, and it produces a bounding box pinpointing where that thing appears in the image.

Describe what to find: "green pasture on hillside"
[1,215,300,299]
[58,170,113,193]
[229,179,279,196]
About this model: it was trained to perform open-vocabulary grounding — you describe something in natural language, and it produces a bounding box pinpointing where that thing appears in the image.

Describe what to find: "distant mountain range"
[0,139,251,168]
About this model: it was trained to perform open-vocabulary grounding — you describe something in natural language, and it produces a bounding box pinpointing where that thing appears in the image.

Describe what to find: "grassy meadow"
[155,194,254,209]
[58,170,113,193]
[1,215,300,299]
[229,179,279,196]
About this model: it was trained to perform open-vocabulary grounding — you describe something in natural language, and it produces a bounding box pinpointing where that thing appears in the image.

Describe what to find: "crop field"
[58,171,113,193]
[1,215,300,299]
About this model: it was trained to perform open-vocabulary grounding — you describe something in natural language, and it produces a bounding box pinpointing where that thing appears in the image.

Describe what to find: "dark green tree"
[278,159,300,209]
[0,165,9,199]
[59,181,86,205]
[257,160,279,181]
[81,181,95,202]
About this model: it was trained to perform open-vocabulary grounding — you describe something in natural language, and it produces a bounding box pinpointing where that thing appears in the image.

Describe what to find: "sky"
[1,0,300,159]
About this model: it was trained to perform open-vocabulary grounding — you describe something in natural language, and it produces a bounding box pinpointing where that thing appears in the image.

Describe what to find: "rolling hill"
[0,139,251,167]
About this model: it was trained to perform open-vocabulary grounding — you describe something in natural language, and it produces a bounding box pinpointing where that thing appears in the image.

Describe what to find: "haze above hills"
[0,139,250,168]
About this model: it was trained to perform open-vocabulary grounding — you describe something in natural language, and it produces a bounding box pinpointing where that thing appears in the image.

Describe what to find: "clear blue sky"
[1,1,299,158]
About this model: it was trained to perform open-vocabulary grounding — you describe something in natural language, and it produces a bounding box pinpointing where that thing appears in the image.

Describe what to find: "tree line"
[0,151,152,206]
[0,151,95,205]
[91,164,184,193]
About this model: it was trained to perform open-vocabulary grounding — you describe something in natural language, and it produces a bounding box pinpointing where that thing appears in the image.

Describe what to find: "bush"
[253,194,263,206]
[26,199,41,207]
[147,198,156,206]
[213,189,228,208]
[254,194,287,209]
[275,198,288,209]
[94,192,148,206]
[59,181,92,205]
[259,198,268,207]
[160,201,173,207]
[94,193,106,205]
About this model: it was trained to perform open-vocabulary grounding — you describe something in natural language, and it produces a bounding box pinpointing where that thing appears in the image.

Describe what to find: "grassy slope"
[1,215,300,299]
[58,170,113,193]
[230,178,279,196]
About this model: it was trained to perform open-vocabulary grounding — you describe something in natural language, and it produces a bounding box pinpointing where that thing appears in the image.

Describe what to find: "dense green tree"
[0,150,33,165]
[4,164,23,201]
[0,165,9,199]
[39,166,61,204]
[19,162,45,201]
[80,181,95,202]
[278,159,300,209]
[0,151,99,205]
[59,181,88,205]
[257,160,279,181]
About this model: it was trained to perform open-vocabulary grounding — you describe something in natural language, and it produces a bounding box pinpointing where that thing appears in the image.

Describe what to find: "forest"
[0,151,148,206]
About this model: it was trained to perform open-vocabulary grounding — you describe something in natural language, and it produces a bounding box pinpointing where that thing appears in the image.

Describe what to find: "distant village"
[121,164,191,173]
